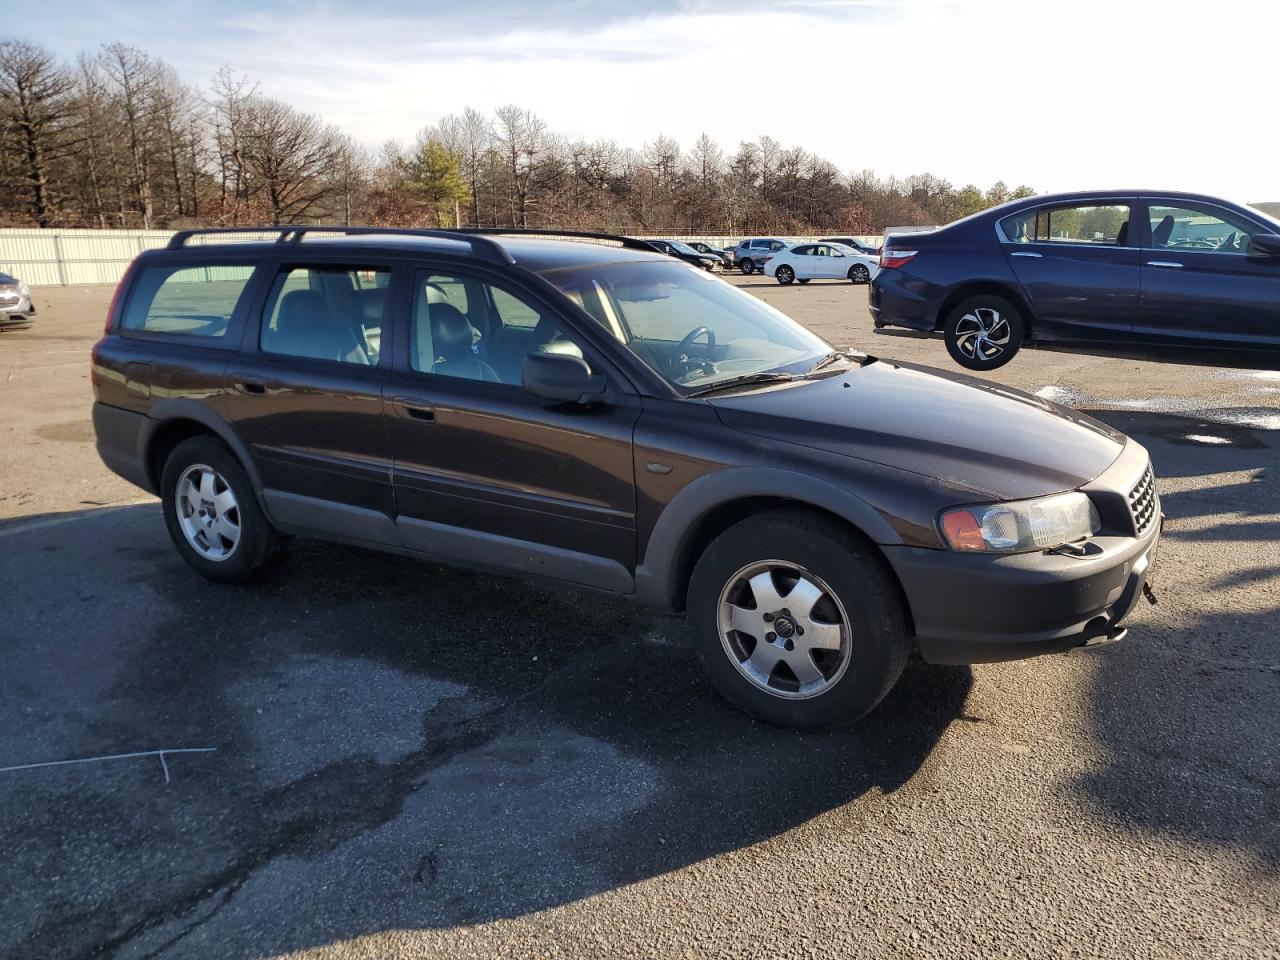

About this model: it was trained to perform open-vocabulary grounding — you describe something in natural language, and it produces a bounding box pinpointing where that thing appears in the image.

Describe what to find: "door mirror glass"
[1247,233,1280,257]
[522,351,607,404]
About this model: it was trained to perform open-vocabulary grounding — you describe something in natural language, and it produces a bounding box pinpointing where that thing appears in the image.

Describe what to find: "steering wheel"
[670,325,717,377]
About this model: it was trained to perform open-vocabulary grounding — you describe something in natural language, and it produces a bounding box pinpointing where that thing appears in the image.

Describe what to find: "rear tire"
[943,294,1024,371]
[776,265,795,285]
[160,435,281,583]
[739,258,756,275]
[687,510,910,730]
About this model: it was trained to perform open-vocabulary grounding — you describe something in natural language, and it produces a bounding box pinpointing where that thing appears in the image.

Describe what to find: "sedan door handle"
[393,397,436,422]
[1146,260,1183,269]
[1010,251,1043,258]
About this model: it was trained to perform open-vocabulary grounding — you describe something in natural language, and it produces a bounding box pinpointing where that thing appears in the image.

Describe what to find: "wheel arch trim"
[141,400,268,511]
[634,466,903,607]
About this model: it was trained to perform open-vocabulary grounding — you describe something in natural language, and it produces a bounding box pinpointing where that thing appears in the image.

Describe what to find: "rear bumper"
[93,401,154,493]
[868,270,941,331]
[885,518,1161,665]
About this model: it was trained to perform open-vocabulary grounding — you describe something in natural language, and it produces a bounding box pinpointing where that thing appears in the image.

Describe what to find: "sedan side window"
[1002,205,1131,246]
[1148,204,1258,253]
[261,265,388,365]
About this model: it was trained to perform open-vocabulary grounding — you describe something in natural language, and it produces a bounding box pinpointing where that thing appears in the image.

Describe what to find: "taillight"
[879,249,918,269]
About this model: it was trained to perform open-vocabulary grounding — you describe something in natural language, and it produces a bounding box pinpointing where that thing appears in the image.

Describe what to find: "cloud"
[24,0,1279,200]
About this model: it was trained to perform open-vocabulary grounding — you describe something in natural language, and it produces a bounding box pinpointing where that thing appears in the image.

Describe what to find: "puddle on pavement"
[1032,384,1280,433]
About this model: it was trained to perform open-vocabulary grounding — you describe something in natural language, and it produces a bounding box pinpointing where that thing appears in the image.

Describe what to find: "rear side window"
[261,265,390,366]
[121,264,254,337]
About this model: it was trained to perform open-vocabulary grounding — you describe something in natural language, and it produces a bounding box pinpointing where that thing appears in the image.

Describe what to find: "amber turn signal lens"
[941,511,986,552]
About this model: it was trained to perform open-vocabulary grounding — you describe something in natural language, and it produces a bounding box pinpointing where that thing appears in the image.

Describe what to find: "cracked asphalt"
[1,277,1277,959]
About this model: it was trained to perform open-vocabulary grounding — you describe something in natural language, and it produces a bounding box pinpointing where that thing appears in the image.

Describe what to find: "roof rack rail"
[165,226,514,264]
[453,227,659,253]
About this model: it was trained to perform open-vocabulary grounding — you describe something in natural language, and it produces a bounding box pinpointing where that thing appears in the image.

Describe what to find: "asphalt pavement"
[0,276,1276,959]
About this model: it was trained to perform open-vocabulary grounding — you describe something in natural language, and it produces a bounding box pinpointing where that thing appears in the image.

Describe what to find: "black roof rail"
[452,227,659,253]
[165,226,515,264]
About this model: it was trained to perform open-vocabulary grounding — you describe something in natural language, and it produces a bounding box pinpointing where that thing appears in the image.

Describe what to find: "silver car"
[0,272,35,329]
[733,238,790,275]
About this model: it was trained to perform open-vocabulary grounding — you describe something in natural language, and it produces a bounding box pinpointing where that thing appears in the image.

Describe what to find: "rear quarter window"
[122,264,255,337]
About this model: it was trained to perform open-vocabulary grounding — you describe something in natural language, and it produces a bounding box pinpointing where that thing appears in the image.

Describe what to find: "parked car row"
[640,235,884,287]
[870,189,1280,370]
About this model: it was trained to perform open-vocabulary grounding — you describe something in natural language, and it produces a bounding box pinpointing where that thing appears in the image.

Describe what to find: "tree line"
[0,37,1036,235]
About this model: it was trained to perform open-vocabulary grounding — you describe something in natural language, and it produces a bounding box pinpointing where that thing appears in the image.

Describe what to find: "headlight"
[940,491,1099,553]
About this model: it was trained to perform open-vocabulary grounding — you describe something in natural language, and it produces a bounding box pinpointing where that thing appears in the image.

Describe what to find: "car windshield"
[666,239,698,255]
[540,259,831,392]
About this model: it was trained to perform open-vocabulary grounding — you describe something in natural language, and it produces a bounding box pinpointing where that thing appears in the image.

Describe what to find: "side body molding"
[634,466,903,607]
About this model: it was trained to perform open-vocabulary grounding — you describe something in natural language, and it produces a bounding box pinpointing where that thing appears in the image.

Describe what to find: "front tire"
[687,510,910,730]
[739,258,756,275]
[775,265,795,285]
[848,264,871,284]
[161,435,282,583]
[943,295,1024,371]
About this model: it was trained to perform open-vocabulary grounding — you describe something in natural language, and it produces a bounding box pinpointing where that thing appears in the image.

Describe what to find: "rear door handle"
[394,397,436,422]
[1146,260,1183,269]
[236,379,266,395]
[1010,251,1042,258]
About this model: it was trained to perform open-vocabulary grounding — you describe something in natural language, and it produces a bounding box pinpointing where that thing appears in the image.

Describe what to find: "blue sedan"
[870,190,1280,370]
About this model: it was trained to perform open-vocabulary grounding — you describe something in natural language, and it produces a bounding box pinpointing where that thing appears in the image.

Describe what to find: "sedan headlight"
[940,491,1099,553]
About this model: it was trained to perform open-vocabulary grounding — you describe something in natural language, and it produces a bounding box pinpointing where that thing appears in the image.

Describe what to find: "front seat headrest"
[429,302,476,361]
[1152,215,1175,248]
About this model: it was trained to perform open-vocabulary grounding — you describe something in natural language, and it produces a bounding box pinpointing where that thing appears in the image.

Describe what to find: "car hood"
[709,359,1127,501]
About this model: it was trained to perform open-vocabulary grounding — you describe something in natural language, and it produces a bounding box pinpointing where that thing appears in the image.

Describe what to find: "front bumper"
[885,442,1162,664]
[0,295,35,327]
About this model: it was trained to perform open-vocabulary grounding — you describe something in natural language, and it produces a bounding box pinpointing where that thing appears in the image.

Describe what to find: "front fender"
[634,466,903,607]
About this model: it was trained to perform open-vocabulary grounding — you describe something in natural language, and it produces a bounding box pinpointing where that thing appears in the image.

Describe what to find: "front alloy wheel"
[849,264,871,284]
[717,561,850,698]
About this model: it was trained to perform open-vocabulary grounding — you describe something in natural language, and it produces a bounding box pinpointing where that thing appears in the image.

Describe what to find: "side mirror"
[1247,233,1280,258]
[522,351,607,404]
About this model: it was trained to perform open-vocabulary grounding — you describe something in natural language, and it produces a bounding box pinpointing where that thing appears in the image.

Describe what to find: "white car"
[763,242,880,285]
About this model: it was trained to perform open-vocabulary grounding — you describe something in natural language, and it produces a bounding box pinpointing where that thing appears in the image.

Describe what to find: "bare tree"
[101,43,159,227]
[0,39,74,225]
[237,96,338,224]
[493,104,547,226]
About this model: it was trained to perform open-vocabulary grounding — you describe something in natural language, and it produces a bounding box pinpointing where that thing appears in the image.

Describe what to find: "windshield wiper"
[807,350,866,374]
[685,372,796,397]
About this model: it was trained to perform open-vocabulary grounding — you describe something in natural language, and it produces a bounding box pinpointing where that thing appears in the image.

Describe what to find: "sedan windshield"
[666,239,699,255]
[540,259,832,391]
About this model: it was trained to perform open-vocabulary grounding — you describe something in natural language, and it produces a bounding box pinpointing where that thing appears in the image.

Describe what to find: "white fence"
[0,229,884,287]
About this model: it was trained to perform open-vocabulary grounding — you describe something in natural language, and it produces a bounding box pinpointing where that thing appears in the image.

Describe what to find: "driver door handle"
[393,397,436,422]
[1146,260,1183,269]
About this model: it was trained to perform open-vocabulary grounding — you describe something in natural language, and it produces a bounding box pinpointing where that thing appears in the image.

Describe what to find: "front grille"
[1128,465,1158,535]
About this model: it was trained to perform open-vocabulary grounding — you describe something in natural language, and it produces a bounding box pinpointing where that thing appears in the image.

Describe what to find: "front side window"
[1147,203,1259,253]
[260,265,389,365]
[122,264,255,337]
[411,271,583,386]
[541,259,829,391]
[1002,204,1131,246]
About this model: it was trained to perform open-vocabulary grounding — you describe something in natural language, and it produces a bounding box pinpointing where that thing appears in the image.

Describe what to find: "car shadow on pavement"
[0,502,972,959]
[1072,409,1279,863]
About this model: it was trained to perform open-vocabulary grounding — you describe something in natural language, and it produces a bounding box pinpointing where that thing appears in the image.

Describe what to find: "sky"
[12,0,1279,202]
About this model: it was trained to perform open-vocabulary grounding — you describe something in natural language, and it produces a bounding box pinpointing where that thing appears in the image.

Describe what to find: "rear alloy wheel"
[739,258,756,275]
[848,264,871,284]
[943,294,1024,371]
[161,435,282,583]
[688,509,909,729]
[776,265,795,285]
